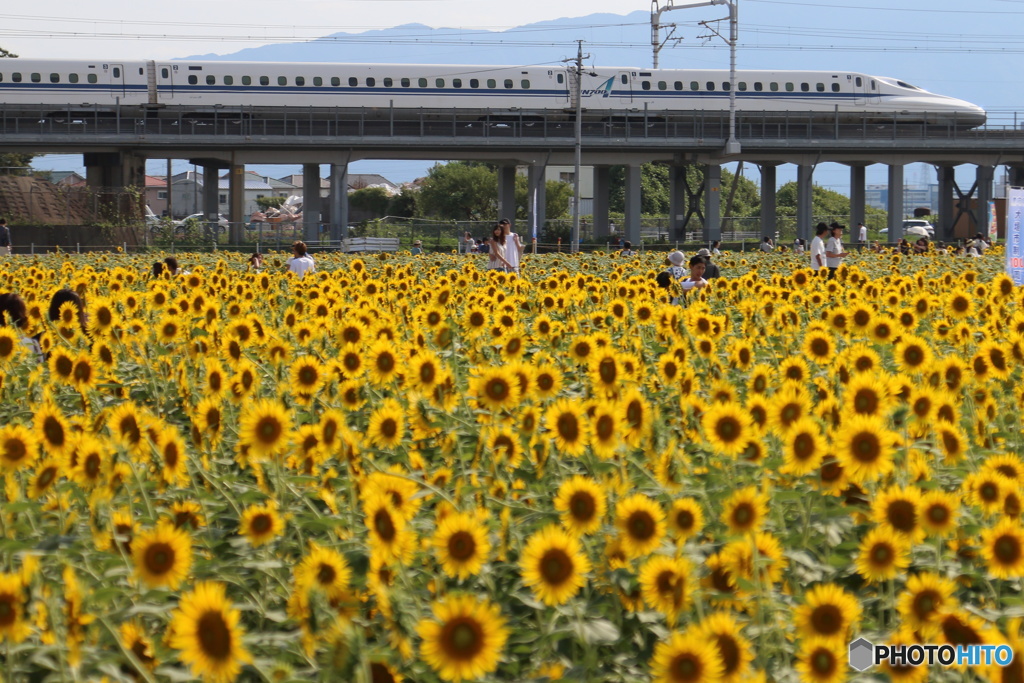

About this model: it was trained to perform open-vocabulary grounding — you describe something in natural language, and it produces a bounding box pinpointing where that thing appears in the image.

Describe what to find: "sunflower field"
[0,247,1023,683]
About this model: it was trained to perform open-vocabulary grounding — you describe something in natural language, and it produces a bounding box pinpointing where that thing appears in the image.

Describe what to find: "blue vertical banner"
[1008,187,1024,286]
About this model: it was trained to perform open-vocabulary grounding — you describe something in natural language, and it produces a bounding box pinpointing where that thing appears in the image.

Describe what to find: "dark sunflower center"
[251,514,272,534]
[43,417,65,446]
[540,549,573,585]
[913,590,939,619]
[448,531,476,561]
[442,618,484,659]
[852,432,881,462]
[317,563,337,585]
[557,414,580,442]
[374,510,396,541]
[197,611,233,660]
[570,493,596,521]
[256,416,282,445]
[670,653,701,681]
[628,511,655,541]
[811,604,843,636]
[996,535,1022,564]
[144,542,174,574]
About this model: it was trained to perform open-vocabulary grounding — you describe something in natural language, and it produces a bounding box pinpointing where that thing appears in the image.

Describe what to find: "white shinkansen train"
[0,59,987,126]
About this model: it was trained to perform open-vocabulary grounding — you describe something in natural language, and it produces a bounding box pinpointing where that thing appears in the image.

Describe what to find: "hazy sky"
[13,0,1022,192]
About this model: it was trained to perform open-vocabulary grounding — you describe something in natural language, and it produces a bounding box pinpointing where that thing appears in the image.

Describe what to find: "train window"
[522,79,530,89]
[207,75,216,85]
[278,76,287,86]
[641,81,650,91]
[870,80,876,90]
[112,68,120,78]
[557,74,564,84]
[162,68,169,78]
[721,82,730,91]
[831,83,840,92]
[188,75,198,85]
[88,74,97,84]
[452,78,462,88]
[384,77,394,87]
[224,76,234,85]
[348,77,357,87]
[331,77,340,86]
[785,82,794,92]
[691,81,699,91]
[436,78,445,88]
[242,76,252,85]
[11,73,20,83]
[754,82,763,91]
[313,76,322,86]
[655,81,664,90]
[674,81,683,90]
[69,74,79,84]
[504,79,513,89]
[621,74,628,84]
[366,77,375,87]
[800,83,809,92]
[855,77,862,87]
[706,82,715,91]
[487,79,496,88]
[31,73,41,83]
[470,79,479,88]
[770,82,779,91]
[296,77,305,86]
[0,74,3,83]
[738,82,747,91]
[50,73,60,83]
[139,68,144,75]
[816,83,824,92]
[402,78,411,87]
[419,78,428,87]
[260,76,269,86]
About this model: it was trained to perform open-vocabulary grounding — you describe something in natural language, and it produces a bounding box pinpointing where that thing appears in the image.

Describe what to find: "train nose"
[960,103,987,127]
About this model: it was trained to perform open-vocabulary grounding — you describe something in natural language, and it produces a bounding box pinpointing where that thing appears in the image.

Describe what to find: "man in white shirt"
[825,224,849,279]
[809,223,828,272]
[858,222,868,243]
[499,218,523,273]
[286,240,316,277]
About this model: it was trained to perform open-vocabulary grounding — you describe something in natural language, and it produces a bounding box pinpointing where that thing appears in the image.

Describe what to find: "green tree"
[606,163,760,217]
[349,187,391,217]
[387,188,417,218]
[417,162,497,221]
[255,196,287,211]
[513,177,573,221]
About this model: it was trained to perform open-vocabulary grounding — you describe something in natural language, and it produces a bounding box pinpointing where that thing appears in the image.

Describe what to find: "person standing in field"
[499,218,523,273]
[825,224,849,279]
[858,222,868,244]
[486,224,514,272]
[810,223,828,273]
[287,241,316,277]
[0,219,11,256]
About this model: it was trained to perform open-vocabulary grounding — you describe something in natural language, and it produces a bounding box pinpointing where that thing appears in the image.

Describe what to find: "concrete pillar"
[592,166,611,239]
[759,164,777,241]
[624,164,642,245]
[796,164,814,242]
[329,163,349,241]
[1010,166,1024,188]
[201,164,220,238]
[302,163,322,243]
[229,164,245,243]
[974,165,995,240]
[497,165,516,228]
[527,164,547,242]
[669,165,687,241]
[887,164,905,241]
[937,165,956,242]
[704,164,722,243]
[849,164,867,236]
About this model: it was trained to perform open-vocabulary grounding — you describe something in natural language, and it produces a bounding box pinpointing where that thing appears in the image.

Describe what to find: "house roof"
[349,173,398,190]
[144,175,167,188]
[277,174,330,190]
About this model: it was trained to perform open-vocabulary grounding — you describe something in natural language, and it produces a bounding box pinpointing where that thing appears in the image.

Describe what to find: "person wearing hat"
[825,224,848,279]
[696,248,720,279]
[411,240,423,255]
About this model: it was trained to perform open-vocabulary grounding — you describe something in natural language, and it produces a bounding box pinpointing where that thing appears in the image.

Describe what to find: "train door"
[158,64,176,100]
[107,64,126,100]
[853,74,880,105]
[616,72,633,104]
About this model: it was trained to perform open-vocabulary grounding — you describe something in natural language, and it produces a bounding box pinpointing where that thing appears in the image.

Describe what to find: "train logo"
[581,77,615,99]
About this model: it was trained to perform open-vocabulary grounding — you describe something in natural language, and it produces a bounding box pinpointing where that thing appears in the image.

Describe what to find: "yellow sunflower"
[855,526,911,583]
[294,542,352,598]
[668,498,704,543]
[832,414,897,484]
[238,399,293,460]
[520,525,591,606]
[133,521,192,590]
[649,628,724,683]
[432,511,491,580]
[701,403,751,458]
[554,476,607,536]
[615,494,666,559]
[417,594,508,683]
[696,612,753,683]
[545,398,590,457]
[471,367,522,412]
[720,487,769,536]
[793,583,862,643]
[896,572,957,636]
[0,423,39,472]
[639,555,693,625]
[366,398,406,451]
[780,417,826,476]
[981,518,1024,579]
[239,501,285,547]
[169,582,252,683]
[795,638,845,683]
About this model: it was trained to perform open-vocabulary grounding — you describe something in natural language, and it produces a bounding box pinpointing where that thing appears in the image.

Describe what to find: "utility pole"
[564,40,589,254]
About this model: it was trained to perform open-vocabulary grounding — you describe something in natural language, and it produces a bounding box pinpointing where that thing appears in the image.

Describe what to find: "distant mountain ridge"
[182,11,659,69]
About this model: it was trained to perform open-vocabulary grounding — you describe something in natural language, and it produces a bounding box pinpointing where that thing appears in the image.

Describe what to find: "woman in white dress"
[486,224,514,271]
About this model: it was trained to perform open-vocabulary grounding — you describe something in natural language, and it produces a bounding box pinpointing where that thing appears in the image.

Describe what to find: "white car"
[879,220,934,237]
